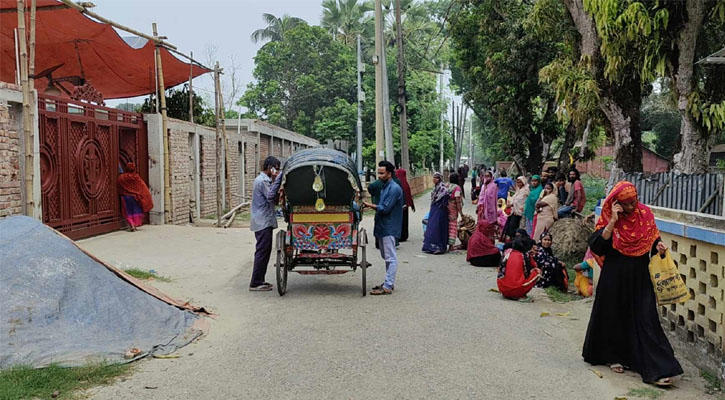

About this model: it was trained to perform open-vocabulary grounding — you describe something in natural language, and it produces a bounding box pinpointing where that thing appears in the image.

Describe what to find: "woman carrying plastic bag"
[582,182,683,387]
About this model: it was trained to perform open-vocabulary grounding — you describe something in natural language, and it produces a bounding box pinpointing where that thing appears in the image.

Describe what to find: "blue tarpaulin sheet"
[0,216,203,368]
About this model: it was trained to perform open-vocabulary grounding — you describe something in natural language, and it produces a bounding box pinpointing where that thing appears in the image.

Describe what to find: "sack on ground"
[649,250,690,305]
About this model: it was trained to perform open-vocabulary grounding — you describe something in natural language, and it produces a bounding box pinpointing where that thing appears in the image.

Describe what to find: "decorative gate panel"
[38,94,148,239]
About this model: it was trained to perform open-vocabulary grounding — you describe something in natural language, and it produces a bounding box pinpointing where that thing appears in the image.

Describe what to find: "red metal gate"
[38,94,148,239]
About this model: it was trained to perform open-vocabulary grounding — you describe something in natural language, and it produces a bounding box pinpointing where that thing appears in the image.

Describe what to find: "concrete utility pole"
[439,66,444,173]
[374,0,384,164]
[468,117,473,168]
[356,34,364,173]
[381,38,394,164]
[395,0,409,171]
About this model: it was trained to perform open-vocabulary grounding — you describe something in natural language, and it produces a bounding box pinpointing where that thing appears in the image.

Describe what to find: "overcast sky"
[96,0,323,107]
[96,0,458,118]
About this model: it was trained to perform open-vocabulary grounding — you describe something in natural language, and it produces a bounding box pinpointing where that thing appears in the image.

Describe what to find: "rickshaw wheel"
[359,228,368,296]
[276,230,287,296]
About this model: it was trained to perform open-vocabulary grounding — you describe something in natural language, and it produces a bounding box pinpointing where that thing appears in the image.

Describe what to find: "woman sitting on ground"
[533,232,568,291]
[497,236,540,300]
[467,219,501,267]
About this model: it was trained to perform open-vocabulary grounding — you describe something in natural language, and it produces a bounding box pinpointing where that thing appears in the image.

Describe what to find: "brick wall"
[0,100,22,217]
[168,127,191,224]
[577,145,670,179]
[409,175,433,197]
[199,134,216,217]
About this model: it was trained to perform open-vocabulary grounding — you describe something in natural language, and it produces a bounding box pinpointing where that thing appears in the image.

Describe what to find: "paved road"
[80,188,712,399]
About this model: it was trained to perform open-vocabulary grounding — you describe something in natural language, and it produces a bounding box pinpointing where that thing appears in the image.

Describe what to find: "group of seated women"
[465,219,569,300]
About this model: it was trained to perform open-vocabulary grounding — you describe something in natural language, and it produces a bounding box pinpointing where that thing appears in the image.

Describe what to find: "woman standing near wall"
[582,182,682,387]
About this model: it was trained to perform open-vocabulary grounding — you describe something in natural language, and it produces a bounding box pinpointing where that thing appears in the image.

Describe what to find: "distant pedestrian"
[249,156,282,291]
[363,161,404,295]
[494,170,514,200]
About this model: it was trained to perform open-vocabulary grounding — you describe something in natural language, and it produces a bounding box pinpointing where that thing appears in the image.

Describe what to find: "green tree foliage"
[240,24,357,141]
[140,84,216,127]
[321,0,373,46]
[640,88,681,160]
[448,0,562,174]
[250,13,307,44]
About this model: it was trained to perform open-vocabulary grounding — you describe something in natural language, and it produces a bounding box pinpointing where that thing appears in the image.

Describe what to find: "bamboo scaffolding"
[59,0,178,50]
[17,0,34,217]
[153,23,171,224]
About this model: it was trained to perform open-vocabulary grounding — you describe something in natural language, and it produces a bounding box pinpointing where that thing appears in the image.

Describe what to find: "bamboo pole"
[153,23,171,224]
[214,62,223,228]
[17,0,34,217]
[189,51,194,124]
[219,71,230,212]
[28,0,36,217]
[59,0,178,50]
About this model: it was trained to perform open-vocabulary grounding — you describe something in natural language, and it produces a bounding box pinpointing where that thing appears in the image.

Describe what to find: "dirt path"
[79,189,715,400]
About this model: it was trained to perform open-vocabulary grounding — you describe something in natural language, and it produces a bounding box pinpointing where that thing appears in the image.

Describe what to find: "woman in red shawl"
[117,162,153,231]
[496,236,539,299]
[395,168,415,242]
[582,182,681,387]
[466,219,501,267]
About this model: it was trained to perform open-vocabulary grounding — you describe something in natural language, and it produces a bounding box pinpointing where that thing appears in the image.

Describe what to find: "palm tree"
[250,13,306,44]
[321,0,373,46]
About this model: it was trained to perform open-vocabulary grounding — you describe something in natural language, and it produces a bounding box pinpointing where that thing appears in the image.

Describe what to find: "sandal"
[370,287,393,295]
[609,364,624,374]
[654,377,672,387]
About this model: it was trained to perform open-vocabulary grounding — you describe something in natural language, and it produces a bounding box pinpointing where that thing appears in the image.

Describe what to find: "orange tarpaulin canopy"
[0,0,210,99]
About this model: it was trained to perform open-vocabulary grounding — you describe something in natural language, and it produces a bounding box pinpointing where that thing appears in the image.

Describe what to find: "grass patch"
[545,285,582,303]
[123,268,171,282]
[581,174,606,214]
[626,387,664,399]
[234,210,251,222]
[701,368,722,394]
[0,363,131,400]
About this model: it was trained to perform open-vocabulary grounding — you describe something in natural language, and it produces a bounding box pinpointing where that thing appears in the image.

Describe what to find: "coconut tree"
[321,0,373,46]
[250,13,307,44]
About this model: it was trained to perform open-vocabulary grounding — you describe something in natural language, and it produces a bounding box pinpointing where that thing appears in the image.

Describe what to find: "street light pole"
[356,34,364,174]
[439,65,444,173]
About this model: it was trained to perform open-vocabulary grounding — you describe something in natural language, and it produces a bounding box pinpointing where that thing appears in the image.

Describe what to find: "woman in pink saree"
[477,170,498,225]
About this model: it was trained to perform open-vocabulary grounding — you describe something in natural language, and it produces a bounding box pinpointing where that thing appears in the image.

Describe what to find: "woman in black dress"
[582,182,682,386]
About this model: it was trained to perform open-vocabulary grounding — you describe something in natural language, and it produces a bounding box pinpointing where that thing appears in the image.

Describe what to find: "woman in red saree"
[582,181,681,386]
[117,162,153,231]
[466,219,501,267]
[497,237,540,299]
